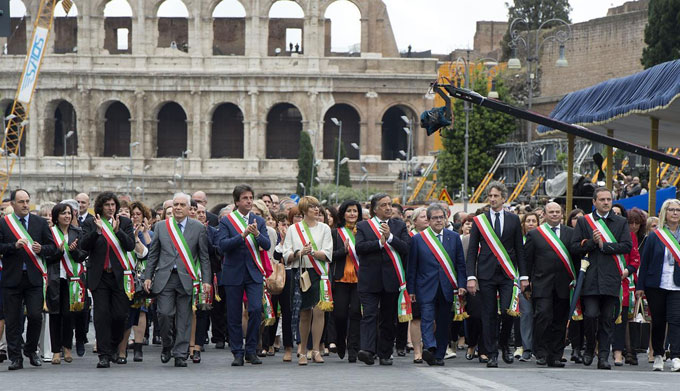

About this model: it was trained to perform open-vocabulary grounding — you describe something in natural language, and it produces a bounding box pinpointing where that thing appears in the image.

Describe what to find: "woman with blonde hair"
[283,196,333,365]
[407,207,428,363]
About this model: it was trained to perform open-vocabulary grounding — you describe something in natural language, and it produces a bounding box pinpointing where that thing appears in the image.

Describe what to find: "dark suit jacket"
[407,229,467,303]
[46,225,87,312]
[78,212,94,227]
[569,213,632,297]
[0,213,58,288]
[355,218,410,293]
[466,210,525,281]
[80,216,136,290]
[523,224,580,299]
[637,230,680,291]
[206,211,219,227]
[331,228,354,281]
[217,212,271,286]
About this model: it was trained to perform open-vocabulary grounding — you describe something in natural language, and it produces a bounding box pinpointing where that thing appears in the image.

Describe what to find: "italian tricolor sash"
[367,217,412,322]
[584,213,632,323]
[473,213,521,316]
[337,227,359,271]
[295,221,333,311]
[166,218,210,310]
[536,223,582,319]
[654,227,680,267]
[226,212,265,276]
[50,226,85,312]
[420,228,468,320]
[408,229,417,237]
[101,219,135,300]
[262,287,276,326]
[6,214,48,310]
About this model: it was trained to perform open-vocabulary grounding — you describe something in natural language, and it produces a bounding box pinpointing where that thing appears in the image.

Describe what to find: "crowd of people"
[0,181,677,373]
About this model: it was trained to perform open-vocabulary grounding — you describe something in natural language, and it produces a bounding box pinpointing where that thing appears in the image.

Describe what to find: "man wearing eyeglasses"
[570,187,632,370]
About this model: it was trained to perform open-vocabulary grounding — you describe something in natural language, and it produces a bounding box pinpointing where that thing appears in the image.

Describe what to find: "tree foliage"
[641,0,680,69]
[501,0,572,60]
[438,70,518,197]
[332,138,351,188]
[296,130,318,196]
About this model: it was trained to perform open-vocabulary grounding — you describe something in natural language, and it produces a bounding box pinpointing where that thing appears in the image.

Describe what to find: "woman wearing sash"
[406,207,428,363]
[46,203,87,364]
[637,199,680,372]
[513,213,538,362]
[567,208,586,363]
[331,200,364,362]
[282,196,332,365]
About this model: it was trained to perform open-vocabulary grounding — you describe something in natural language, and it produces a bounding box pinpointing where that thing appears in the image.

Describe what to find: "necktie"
[437,233,443,243]
[20,216,27,230]
[551,226,558,234]
[104,242,111,270]
[493,212,501,237]
[79,216,84,224]
[178,222,184,233]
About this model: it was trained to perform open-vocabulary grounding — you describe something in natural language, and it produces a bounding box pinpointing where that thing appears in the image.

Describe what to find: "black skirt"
[299,267,320,310]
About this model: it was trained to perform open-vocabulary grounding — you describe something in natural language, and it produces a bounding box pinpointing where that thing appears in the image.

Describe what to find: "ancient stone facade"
[0,0,437,207]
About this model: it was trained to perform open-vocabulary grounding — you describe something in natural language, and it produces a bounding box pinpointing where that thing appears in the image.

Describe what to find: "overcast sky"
[14,0,635,53]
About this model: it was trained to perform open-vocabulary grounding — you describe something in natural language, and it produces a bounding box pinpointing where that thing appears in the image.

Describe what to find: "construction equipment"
[530,175,544,197]
[470,151,506,203]
[508,168,535,203]
[407,156,437,203]
[659,148,679,183]
[1,0,66,199]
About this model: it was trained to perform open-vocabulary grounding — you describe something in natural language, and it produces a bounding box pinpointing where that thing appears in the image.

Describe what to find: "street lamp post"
[63,130,74,198]
[305,129,319,197]
[331,118,343,204]
[508,17,571,143]
[128,141,140,196]
[401,116,413,205]
[181,149,191,193]
[142,164,151,202]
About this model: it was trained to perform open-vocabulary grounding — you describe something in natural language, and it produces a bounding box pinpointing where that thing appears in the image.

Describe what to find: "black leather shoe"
[598,359,611,370]
[76,342,85,357]
[245,353,262,364]
[358,350,375,365]
[152,335,162,345]
[547,359,566,368]
[231,356,244,366]
[397,348,406,357]
[133,343,143,362]
[8,359,23,370]
[433,359,445,366]
[25,352,41,367]
[571,350,583,364]
[423,348,436,366]
[215,341,225,349]
[501,346,514,364]
[116,356,127,364]
[626,353,638,365]
[536,357,547,366]
[413,358,423,363]
[192,350,201,363]
[0,350,7,363]
[486,356,498,368]
[478,355,489,363]
[583,352,594,366]
[161,348,172,364]
[379,357,393,366]
[96,356,110,368]
[174,357,187,367]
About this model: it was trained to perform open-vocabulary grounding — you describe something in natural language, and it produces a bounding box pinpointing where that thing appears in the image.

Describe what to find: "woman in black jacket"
[46,203,87,364]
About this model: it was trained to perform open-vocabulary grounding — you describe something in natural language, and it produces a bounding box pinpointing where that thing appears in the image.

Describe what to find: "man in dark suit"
[74,193,93,356]
[407,203,466,366]
[192,191,219,227]
[80,192,136,368]
[76,192,94,226]
[217,184,270,366]
[466,181,527,368]
[569,187,632,369]
[0,189,57,370]
[355,193,411,366]
[523,202,579,367]
[144,193,211,367]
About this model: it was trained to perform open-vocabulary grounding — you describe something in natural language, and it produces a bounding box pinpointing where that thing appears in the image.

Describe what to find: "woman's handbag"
[266,262,286,295]
[299,269,312,292]
[629,296,651,353]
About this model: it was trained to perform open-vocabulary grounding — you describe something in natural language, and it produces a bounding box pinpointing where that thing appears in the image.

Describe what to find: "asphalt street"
[2,340,678,391]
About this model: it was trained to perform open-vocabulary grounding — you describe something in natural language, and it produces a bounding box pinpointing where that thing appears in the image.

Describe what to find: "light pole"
[351,142,368,198]
[181,149,191,193]
[141,164,151,202]
[63,130,74,198]
[400,116,413,205]
[331,118,343,204]
[305,129,319,196]
[299,182,306,197]
[508,17,571,143]
[128,141,140,196]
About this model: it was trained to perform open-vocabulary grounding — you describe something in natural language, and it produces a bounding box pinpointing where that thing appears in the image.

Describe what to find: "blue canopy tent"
[537,60,680,214]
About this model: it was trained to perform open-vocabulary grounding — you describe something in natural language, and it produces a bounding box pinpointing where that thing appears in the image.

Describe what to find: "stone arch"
[266,102,302,159]
[381,104,416,161]
[103,0,133,54]
[211,0,246,55]
[95,0,140,16]
[6,0,28,55]
[1,99,26,157]
[51,100,78,157]
[53,0,78,54]
[101,101,131,157]
[322,103,360,160]
[210,103,244,158]
[267,0,305,56]
[156,101,187,157]
[156,0,189,53]
[323,0,362,57]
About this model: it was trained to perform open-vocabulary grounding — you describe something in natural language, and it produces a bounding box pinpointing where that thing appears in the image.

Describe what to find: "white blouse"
[282,221,333,269]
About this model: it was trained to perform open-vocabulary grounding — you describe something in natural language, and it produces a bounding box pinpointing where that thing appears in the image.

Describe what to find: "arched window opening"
[53,0,78,54]
[157,0,189,53]
[324,0,361,57]
[156,102,187,157]
[266,103,302,159]
[53,101,78,156]
[212,0,246,55]
[103,101,131,157]
[211,103,244,158]
[381,105,414,161]
[323,104,360,160]
[4,0,27,55]
[268,1,304,56]
[103,0,133,54]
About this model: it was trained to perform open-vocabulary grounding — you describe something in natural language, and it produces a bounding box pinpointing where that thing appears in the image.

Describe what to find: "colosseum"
[0,0,438,206]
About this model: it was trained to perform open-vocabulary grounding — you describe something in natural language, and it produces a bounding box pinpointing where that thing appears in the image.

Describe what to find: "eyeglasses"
[667,208,680,213]
[429,216,447,221]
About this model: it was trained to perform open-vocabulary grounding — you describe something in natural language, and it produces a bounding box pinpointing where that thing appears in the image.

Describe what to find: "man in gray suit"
[144,193,211,367]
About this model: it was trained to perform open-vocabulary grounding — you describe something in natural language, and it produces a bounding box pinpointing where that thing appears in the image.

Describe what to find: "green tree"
[296,130,318,195]
[332,138,351,188]
[501,0,572,60]
[641,0,680,68]
[438,70,518,196]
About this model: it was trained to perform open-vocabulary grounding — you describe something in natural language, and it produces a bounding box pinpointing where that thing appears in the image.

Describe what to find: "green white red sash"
[367,217,412,322]
[226,211,265,276]
[473,213,520,316]
[536,223,582,319]
[420,228,467,320]
[408,229,417,237]
[101,219,135,300]
[584,213,633,322]
[337,227,359,271]
[295,221,333,311]
[166,217,211,310]
[6,214,48,310]
[263,287,276,326]
[50,226,85,311]
[654,227,680,267]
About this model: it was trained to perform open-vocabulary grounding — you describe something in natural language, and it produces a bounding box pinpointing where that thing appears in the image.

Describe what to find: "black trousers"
[195,309,210,347]
[91,272,130,359]
[478,273,514,357]
[532,293,569,361]
[464,290,484,353]
[49,279,75,353]
[582,294,618,358]
[278,269,294,348]
[333,282,361,359]
[210,285,227,344]
[73,295,90,344]
[612,306,629,352]
[3,272,43,361]
[262,292,281,350]
[359,290,399,359]
[569,320,584,351]
[645,287,680,359]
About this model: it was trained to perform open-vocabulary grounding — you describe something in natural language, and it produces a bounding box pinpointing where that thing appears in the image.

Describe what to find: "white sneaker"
[672,358,680,372]
[653,355,664,371]
[444,347,456,359]
[513,347,523,359]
